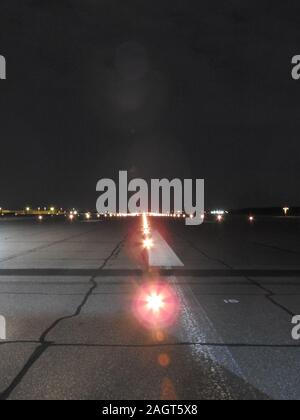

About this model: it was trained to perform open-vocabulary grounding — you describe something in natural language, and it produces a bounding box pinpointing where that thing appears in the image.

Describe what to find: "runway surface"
[0,216,299,400]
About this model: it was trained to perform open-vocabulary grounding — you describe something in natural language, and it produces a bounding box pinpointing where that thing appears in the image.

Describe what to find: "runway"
[0,216,299,400]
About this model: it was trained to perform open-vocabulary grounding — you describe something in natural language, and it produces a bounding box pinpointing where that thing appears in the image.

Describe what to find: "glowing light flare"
[133,282,180,329]
[158,353,171,367]
[143,227,150,236]
[143,237,154,250]
[146,292,165,313]
[217,215,223,222]
[142,213,151,238]
[142,213,148,223]
[283,207,290,216]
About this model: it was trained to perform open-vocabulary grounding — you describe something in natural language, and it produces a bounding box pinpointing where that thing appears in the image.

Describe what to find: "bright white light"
[143,227,150,236]
[211,210,226,215]
[143,237,154,250]
[85,212,91,220]
[146,293,165,313]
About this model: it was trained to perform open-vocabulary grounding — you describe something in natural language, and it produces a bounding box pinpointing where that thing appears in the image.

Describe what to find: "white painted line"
[171,277,245,397]
[0,315,6,340]
[224,299,240,304]
[148,231,184,268]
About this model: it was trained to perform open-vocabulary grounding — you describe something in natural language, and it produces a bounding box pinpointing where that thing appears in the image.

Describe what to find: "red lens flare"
[133,282,180,329]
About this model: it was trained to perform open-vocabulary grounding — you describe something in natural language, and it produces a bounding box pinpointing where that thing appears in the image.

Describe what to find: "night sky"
[0,0,300,210]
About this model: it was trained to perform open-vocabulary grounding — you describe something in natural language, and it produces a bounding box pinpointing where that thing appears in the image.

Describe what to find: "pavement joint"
[0,227,98,264]
[0,236,126,400]
[178,233,296,318]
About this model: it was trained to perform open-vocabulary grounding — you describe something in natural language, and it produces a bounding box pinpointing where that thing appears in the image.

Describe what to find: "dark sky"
[0,0,300,210]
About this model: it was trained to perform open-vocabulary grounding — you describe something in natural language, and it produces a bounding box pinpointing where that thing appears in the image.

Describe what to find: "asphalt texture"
[0,216,299,400]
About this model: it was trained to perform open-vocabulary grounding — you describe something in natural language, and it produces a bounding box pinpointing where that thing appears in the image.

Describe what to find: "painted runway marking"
[224,299,240,304]
[0,315,6,340]
[171,277,247,399]
[148,231,184,268]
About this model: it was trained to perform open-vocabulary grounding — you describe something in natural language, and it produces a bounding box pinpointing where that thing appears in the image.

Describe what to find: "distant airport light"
[283,207,290,216]
[69,214,75,221]
[249,216,254,222]
[38,215,43,221]
[211,210,226,215]
[217,215,223,222]
[85,212,91,220]
[143,227,150,236]
[25,207,30,212]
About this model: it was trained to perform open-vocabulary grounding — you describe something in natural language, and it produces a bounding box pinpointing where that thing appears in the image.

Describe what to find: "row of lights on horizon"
[0,206,292,223]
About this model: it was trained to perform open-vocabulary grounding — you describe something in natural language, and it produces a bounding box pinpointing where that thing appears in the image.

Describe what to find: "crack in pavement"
[0,236,126,400]
[0,228,98,264]
[252,241,300,256]
[178,234,295,317]
[1,340,299,349]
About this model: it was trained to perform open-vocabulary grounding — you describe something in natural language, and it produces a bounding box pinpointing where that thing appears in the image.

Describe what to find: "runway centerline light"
[133,282,180,329]
[146,292,165,313]
[143,227,150,235]
[143,237,154,250]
